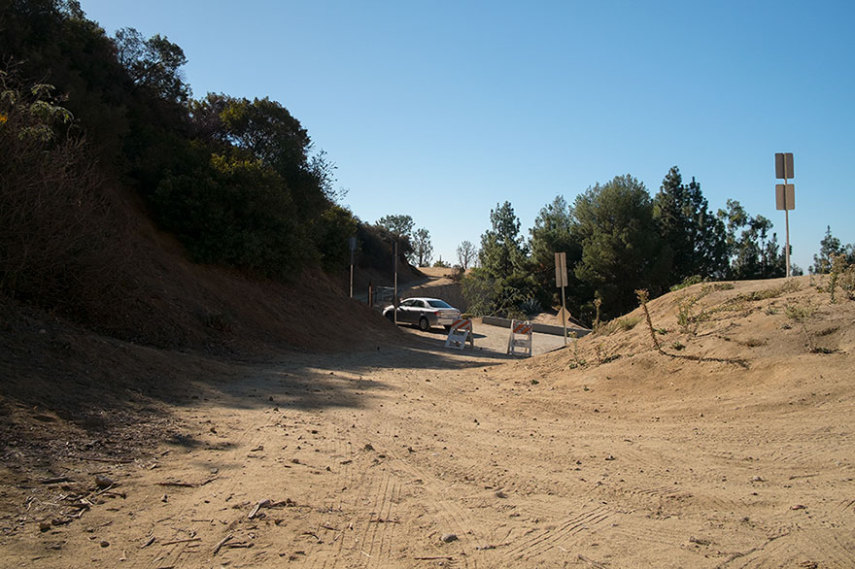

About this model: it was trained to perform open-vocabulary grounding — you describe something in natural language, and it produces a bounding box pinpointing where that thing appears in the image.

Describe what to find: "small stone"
[95,475,115,489]
[440,533,458,543]
[100,540,110,548]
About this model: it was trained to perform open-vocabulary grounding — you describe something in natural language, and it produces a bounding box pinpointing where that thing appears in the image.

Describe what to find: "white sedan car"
[383,297,461,331]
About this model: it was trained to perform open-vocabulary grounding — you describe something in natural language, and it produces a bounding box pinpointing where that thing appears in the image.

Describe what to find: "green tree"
[152,152,312,277]
[653,166,728,282]
[571,175,668,319]
[811,226,845,274]
[717,200,786,279]
[463,202,537,318]
[115,27,190,104]
[194,94,328,218]
[375,214,415,264]
[376,214,415,240]
[412,228,433,267]
[315,205,358,273]
[528,195,582,309]
[479,201,527,278]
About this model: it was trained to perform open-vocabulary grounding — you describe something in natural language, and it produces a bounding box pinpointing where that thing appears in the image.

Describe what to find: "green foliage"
[316,205,358,273]
[520,297,542,317]
[785,303,814,322]
[115,27,190,103]
[718,199,786,279]
[812,226,842,274]
[654,167,728,281]
[479,202,528,278]
[153,152,310,276]
[375,214,415,263]
[676,294,706,334]
[0,70,131,310]
[376,214,415,239]
[811,226,855,274]
[596,315,641,336]
[827,254,855,303]
[571,175,668,319]
[355,223,397,273]
[464,202,538,318]
[670,275,704,292]
[528,195,583,310]
[462,268,539,319]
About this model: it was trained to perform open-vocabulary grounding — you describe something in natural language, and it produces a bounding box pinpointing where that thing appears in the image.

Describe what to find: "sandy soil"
[1,276,854,568]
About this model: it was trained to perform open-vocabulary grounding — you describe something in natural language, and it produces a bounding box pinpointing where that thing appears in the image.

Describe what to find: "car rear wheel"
[418,316,430,331]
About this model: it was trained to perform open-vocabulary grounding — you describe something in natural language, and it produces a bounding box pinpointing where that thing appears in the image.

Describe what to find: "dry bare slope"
[1,276,852,569]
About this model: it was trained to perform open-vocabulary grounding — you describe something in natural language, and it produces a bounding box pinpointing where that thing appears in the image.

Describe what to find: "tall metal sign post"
[774,153,795,278]
[555,252,568,345]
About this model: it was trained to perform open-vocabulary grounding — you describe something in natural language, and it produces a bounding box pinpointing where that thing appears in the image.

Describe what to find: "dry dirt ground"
[1,276,854,568]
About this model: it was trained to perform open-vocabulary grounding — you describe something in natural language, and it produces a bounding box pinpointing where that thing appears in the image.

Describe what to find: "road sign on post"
[554,252,568,287]
[775,152,794,180]
[775,184,795,210]
[774,153,795,278]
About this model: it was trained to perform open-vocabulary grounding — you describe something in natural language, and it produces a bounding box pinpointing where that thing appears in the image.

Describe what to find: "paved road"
[396,317,570,358]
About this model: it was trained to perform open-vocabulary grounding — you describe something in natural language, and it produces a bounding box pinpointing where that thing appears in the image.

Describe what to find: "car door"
[409,299,426,324]
[398,299,417,324]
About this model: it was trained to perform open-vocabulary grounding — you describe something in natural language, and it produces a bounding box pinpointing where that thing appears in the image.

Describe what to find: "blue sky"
[81,0,855,273]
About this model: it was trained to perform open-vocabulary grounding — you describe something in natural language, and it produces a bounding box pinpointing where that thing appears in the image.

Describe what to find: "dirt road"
[394,317,570,357]
[6,305,853,568]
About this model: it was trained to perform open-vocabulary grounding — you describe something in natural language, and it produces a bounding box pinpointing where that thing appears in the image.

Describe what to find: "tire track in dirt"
[716,530,855,569]
[356,470,402,568]
[501,503,611,563]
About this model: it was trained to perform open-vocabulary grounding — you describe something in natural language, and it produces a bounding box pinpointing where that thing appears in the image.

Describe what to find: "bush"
[0,75,132,311]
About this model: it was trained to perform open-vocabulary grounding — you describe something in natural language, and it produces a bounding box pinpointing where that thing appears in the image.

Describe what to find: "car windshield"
[427,300,453,309]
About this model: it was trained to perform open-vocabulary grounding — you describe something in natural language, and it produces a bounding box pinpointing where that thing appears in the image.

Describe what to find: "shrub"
[0,74,132,311]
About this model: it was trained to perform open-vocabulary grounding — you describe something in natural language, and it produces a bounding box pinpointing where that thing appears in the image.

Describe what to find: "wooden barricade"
[507,319,533,356]
[445,318,474,350]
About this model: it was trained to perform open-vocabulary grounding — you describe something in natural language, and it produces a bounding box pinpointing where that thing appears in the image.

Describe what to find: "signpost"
[348,236,357,298]
[555,252,568,345]
[393,239,399,325]
[774,153,795,278]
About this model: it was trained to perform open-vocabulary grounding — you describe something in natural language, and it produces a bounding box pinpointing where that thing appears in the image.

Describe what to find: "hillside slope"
[1,276,852,568]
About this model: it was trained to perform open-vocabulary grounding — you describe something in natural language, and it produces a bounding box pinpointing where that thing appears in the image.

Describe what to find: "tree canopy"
[653,166,728,281]
[1,0,357,283]
[571,175,669,318]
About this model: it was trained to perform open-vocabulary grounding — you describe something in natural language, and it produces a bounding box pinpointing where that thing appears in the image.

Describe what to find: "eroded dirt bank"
[1,276,854,568]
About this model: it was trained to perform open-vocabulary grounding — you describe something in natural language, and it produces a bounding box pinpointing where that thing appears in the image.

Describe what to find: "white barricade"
[507,319,533,356]
[445,318,474,350]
